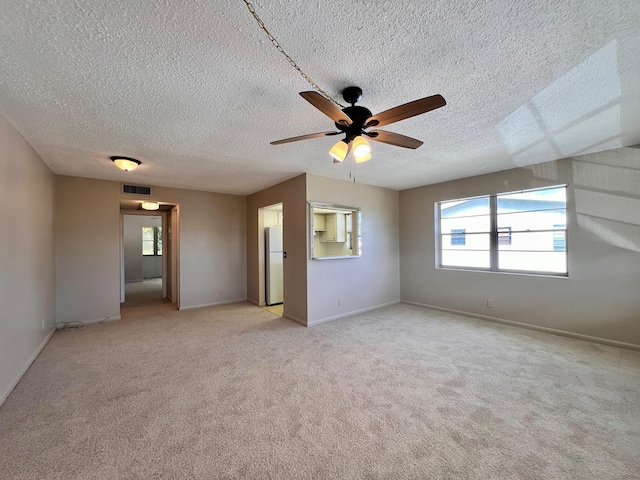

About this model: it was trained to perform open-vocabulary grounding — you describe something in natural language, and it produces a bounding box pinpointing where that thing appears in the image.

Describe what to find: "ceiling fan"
[271,86,446,163]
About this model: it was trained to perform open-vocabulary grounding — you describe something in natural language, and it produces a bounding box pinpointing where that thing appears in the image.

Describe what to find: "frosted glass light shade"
[141,202,159,211]
[352,136,371,157]
[329,140,348,162]
[111,156,141,171]
[354,151,372,163]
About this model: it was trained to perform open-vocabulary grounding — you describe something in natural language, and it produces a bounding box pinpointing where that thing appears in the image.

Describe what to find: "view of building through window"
[437,185,567,275]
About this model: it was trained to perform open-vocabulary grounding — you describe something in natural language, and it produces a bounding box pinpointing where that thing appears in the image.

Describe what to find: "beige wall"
[55,176,247,323]
[306,174,400,325]
[400,149,640,347]
[247,175,307,324]
[0,114,55,403]
[154,186,246,309]
[55,177,122,323]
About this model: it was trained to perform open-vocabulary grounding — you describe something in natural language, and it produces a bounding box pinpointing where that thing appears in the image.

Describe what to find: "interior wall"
[306,174,400,326]
[400,148,640,347]
[155,186,246,309]
[55,176,247,323]
[55,176,122,324]
[142,253,162,279]
[0,114,55,404]
[123,215,161,282]
[247,175,307,324]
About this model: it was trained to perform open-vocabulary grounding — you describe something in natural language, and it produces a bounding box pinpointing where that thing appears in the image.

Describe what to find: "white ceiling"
[1,0,639,195]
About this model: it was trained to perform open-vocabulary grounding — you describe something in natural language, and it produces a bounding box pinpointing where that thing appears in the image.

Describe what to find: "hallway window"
[143,227,162,256]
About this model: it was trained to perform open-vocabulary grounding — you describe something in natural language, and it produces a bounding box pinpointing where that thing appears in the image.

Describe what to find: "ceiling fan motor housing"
[336,105,372,142]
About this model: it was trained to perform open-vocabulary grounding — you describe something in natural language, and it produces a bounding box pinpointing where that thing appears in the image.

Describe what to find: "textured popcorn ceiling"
[1,0,639,195]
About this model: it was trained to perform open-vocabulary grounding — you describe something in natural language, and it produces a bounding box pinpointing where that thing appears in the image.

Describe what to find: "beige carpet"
[123,278,170,308]
[1,303,639,479]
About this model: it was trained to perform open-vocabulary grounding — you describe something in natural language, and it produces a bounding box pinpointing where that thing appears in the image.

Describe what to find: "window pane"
[497,209,566,230]
[498,227,512,245]
[499,231,565,252]
[497,186,566,213]
[450,229,466,245]
[441,250,490,268]
[498,251,567,273]
[441,232,490,250]
[441,215,490,234]
[552,231,566,252]
[440,197,489,218]
[142,227,155,241]
[142,240,154,255]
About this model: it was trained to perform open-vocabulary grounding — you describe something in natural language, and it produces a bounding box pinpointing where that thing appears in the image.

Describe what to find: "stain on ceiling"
[1,0,639,195]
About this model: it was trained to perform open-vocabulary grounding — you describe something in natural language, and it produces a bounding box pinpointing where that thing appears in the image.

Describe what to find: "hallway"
[122,279,175,317]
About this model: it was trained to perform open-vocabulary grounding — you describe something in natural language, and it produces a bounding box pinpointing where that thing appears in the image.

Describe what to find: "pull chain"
[241,0,345,108]
[349,162,357,183]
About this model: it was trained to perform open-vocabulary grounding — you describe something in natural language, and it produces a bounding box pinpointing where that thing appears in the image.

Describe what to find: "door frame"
[119,206,180,307]
[258,203,283,308]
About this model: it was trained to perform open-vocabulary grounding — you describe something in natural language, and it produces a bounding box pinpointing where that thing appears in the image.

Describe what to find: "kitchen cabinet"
[264,209,282,227]
[313,213,326,231]
[322,213,345,242]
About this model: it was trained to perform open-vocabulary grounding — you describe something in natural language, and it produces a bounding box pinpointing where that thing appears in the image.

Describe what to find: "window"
[497,227,512,246]
[143,226,162,256]
[553,224,566,251]
[450,229,466,246]
[436,185,567,275]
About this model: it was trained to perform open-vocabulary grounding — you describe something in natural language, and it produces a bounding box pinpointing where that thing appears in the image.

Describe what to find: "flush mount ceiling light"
[271,86,446,164]
[110,156,141,171]
[141,202,159,211]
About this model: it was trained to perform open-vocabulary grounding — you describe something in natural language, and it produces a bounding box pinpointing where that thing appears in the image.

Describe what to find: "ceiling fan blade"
[367,130,424,149]
[300,92,351,125]
[270,131,340,145]
[366,94,446,128]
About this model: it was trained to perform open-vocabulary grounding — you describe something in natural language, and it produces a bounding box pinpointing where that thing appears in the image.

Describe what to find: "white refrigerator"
[265,226,284,305]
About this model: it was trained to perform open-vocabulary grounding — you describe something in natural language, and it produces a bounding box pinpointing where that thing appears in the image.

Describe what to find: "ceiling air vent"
[122,184,152,196]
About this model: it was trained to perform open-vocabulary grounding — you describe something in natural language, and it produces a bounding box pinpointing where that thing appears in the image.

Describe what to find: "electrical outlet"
[487,299,494,308]
[338,299,342,306]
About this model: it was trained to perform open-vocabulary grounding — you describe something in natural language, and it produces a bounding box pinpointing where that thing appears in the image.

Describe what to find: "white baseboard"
[1,327,55,408]
[307,300,401,327]
[402,301,640,352]
[178,298,247,311]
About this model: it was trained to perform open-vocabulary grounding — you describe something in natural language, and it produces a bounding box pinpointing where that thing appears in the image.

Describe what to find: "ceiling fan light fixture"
[329,140,349,162]
[111,156,141,171]
[352,136,371,158]
[141,201,160,211]
[354,151,372,163]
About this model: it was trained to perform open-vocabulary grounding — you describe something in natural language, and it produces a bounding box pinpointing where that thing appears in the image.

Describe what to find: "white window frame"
[435,185,568,276]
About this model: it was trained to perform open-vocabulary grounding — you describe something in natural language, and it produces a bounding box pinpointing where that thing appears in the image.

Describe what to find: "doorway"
[119,202,180,313]
[259,203,283,316]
